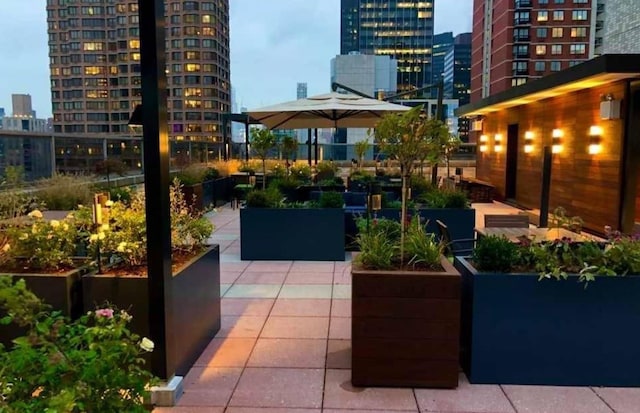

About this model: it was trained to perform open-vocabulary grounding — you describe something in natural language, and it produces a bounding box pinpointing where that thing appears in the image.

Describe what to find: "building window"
[571,27,587,37]
[570,44,586,54]
[572,10,588,20]
[534,61,546,72]
[513,44,529,57]
[553,10,564,20]
[537,28,548,38]
[511,78,527,87]
[512,61,528,74]
[537,11,548,21]
[569,60,582,67]
[552,27,564,38]
[536,45,547,55]
[573,0,588,3]
[551,44,562,54]
[550,61,562,71]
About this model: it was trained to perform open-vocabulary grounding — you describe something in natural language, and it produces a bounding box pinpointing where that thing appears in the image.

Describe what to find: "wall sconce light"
[248,171,256,186]
[479,134,488,153]
[551,129,563,154]
[494,134,503,153]
[588,125,603,155]
[524,131,534,153]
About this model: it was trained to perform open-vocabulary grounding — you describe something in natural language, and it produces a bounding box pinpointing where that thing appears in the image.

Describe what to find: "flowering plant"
[3,211,80,271]
[0,276,155,412]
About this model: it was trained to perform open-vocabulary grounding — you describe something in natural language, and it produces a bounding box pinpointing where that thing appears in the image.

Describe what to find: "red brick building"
[471,0,600,103]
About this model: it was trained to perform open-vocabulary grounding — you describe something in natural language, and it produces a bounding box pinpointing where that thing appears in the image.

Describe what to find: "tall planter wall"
[454,256,640,387]
[241,208,345,261]
[82,245,221,377]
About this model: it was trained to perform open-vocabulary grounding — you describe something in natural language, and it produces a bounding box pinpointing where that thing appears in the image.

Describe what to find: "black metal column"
[314,128,318,165]
[138,0,174,380]
[222,115,228,161]
[307,129,312,165]
[245,120,250,162]
[539,146,552,228]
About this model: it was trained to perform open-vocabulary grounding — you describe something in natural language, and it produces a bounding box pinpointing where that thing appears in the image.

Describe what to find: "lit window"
[552,27,563,38]
[536,45,547,55]
[537,11,548,21]
[185,64,200,72]
[129,40,140,49]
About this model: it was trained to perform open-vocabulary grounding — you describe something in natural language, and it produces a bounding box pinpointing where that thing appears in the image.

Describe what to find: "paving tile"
[329,317,351,340]
[217,316,267,338]
[229,367,324,408]
[415,373,515,413]
[270,299,331,317]
[220,271,242,284]
[221,262,250,272]
[278,285,332,299]
[178,367,243,407]
[333,268,352,285]
[285,272,334,284]
[220,284,232,297]
[324,410,417,413]
[326,339,351,369]
[221,298,275,316]
[592,387,640,413]
[502,385,613,413]
[235,271,287,285]
[331,299,351,317]
[154,407,225,412]
[193,338,256,367]
[261,316,329,339]
[226,409,319,413]
[332,284,352,299]
[224,284,281,299]
[245,261,293,272]
[290,261,335,272]
[323,369,418,411]
[247,338,327,368]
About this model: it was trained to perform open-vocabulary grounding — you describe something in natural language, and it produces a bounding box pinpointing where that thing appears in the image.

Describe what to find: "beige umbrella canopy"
[246,92,411,130]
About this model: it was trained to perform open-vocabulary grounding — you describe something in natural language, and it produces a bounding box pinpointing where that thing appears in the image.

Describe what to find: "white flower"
[116,242,127,252]
[62,223,69,231]
[101,223,110,231]
[120,310,132,322]
[98,232,105,240]
[140,337,155,352]
[50,220,60,228]
[19,233,29,240]
[66,212,75,219]
[77,204,84,209]
[2,244,10,252]
[105,200,114,207]
[28,210,43,219]
[89,234,99,242]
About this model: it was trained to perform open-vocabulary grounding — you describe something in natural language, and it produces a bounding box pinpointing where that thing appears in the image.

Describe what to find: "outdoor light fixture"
[479,134,488,153]
[524,131,534,154]
[588,126,603,155]
[92,193,112,274]
[494,134,503,153]
[248,171,256,187]
[552,129,563,154]
[366,182,383,232]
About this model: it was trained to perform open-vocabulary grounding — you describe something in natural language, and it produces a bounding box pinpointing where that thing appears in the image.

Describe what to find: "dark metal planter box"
[345,208,475,250]
[351,257,460,388]
[82,245,221,377]
[202,177,233,207]
[0,265,89,346]
[240,208,345,261]
[454,256,640,387]
[182,183,204,212]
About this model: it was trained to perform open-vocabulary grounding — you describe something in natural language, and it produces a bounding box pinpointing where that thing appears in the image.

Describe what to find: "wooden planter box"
[82,245,221,377]
[351,257,461,388]
[240,208,345,261]
[0,264,90,346]
[454,256,640,386]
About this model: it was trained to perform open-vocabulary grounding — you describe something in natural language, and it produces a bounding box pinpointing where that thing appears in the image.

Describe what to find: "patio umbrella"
[246,91,411,130]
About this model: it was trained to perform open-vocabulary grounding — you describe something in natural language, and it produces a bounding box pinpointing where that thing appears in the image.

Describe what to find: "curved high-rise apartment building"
[46,0,230,156]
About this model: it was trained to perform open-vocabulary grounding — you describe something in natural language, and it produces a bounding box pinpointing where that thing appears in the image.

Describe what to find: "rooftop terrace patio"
[153,203,640,413]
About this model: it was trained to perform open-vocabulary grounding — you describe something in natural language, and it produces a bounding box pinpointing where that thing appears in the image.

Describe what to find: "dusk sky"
[0,1,472,118]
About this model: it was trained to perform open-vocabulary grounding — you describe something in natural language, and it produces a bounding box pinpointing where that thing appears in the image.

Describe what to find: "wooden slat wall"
[477,81,627,233]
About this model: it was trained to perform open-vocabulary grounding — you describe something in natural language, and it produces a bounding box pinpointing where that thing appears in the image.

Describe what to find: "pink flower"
[95,308,114,318]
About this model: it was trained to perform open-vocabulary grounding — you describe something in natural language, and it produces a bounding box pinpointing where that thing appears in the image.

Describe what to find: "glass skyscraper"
[340,0,435,94]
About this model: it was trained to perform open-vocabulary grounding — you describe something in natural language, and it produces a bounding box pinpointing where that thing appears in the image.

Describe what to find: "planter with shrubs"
[176,164,221,211]
[455,233,640,387]
[240,188,345,261]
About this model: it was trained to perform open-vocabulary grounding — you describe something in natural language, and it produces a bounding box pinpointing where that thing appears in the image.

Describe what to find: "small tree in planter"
[250,128,277,189]
[374,105,444,265]
[354,138,369,170]
[280,136,298,173]
[95,158,128,188]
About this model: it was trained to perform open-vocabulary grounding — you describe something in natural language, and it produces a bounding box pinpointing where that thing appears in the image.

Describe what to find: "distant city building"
[603,0,640,53]
[297,83,308,100]
[340,0,435,93]
[401,98,461,136]
[330,53,398,161]
[0,108,5,130]
[471,0,596,101]
[46,0,231,159]
[0,94,47,133]
[431,32,454,97]
[443,33,472,141]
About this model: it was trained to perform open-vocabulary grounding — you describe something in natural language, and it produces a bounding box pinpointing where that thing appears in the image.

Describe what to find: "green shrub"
[0,166,40,220]
[238,163,256,174]
[290,164,312,181]
[315,161,337,181]
[356,217,401,243]
[35,174,95,211]
[404,216,442,269]
[355,230,396,270]
[203,167,220,181]
[420,189,469,209]
[246,187,282,208]
[109,186,133,205]
[410,175,434,194]
[270,163,287,179]
[319,192,344,208]
[472,235,519,272]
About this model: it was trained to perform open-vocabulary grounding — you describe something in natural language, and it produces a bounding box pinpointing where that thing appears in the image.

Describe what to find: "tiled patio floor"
[155,204,640,413]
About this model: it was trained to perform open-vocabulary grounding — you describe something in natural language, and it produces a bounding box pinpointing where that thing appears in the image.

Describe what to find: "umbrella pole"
[307,129,312,166]
[314,128,318,165]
